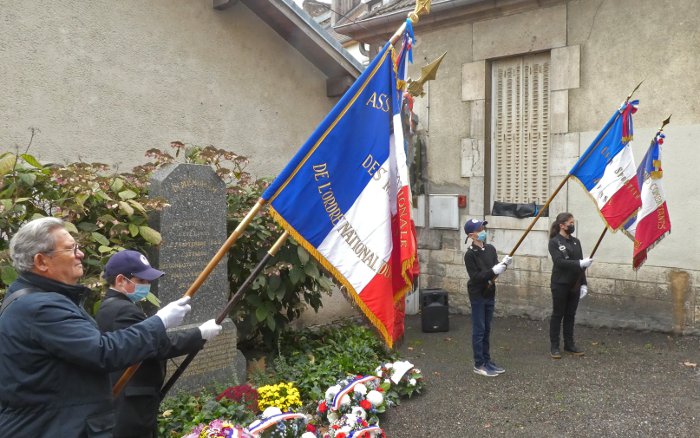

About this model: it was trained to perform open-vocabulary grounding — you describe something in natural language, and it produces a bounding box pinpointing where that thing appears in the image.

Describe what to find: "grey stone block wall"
[417,243,699,335]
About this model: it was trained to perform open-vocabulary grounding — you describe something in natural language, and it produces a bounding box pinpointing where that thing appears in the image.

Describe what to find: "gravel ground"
[380,314,699,437]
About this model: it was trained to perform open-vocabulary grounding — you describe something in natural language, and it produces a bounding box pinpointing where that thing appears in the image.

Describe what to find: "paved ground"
[381,314,699,437]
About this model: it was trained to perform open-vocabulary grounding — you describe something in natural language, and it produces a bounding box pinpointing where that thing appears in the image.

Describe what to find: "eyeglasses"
[46,243,81,256]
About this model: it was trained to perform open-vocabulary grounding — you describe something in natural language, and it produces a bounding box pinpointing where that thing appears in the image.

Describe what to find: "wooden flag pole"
[507,175,570,257]
[112,198,267,396]
[159,232,289,399]
[589,226,608,258]
[389,0,431,45]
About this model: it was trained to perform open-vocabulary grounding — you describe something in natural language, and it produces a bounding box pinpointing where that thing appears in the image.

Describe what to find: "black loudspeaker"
[420,289,449,333]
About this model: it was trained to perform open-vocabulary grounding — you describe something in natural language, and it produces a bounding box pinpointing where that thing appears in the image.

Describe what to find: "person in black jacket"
[96,250,223,438]
[0,217,192,437]
[548,212,593,358]
[463,218,512,377]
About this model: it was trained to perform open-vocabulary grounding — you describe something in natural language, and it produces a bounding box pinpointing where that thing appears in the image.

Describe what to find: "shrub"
[1,141,334,344]
[0,148,164,308]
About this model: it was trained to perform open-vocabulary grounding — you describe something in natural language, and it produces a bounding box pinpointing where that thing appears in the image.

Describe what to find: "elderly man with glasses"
[0,217,192,437]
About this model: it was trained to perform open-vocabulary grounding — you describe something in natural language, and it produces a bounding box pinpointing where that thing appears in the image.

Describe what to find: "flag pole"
[112,198,266,396]
[159,232,289,399]
[572,226,607,292]
[389,0,431,44]
[589,226,608,257]
[507,83,643,257]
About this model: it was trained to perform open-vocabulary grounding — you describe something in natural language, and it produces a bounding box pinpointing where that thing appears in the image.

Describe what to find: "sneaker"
[564,344,585,356]
[486,362,505,374]
[550,345,562,359]
[473,365,499,377]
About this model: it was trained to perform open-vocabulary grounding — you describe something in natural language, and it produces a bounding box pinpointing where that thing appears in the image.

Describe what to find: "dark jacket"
[95,290,204,438]
[0,272,171,438]
[548,233,587,288]
[464,243,499,299]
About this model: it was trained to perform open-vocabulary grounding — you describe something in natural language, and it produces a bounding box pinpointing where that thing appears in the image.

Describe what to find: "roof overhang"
[335,0,562,44]
[219,0,364,97]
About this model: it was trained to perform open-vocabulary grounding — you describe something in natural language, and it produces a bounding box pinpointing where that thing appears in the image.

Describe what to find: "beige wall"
[409,22,473,188]
[412,0,700,334]
[0,0,361,324]
[0,0,334,179]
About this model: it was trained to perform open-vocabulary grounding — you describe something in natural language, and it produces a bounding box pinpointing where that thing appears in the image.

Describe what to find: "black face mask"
[566,224,575,234]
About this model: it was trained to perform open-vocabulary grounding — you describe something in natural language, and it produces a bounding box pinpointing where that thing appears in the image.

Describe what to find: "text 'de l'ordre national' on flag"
[623,131,671,269]
[569,100,642,230]
[261,33,417,348]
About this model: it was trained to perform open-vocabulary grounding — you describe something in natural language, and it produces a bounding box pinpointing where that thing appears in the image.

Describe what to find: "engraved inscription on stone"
[149,164,246,392]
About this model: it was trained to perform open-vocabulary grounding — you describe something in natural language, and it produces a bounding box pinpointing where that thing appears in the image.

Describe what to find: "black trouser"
[549,283,580,346]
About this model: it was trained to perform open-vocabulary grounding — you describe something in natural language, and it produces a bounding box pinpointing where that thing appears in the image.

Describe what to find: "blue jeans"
[469,296,495,367]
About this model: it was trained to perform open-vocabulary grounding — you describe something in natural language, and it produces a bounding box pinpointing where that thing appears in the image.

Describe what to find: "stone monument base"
[163,318,247,395]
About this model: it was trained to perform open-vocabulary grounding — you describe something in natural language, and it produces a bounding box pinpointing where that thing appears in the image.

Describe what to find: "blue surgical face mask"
[477,230,488,242]
[126,278,150,302]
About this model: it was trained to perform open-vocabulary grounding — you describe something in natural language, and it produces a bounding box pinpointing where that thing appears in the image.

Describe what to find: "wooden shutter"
[491,53,550,205]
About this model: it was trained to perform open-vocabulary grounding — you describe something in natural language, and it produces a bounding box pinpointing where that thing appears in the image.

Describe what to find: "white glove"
[156,296,191,329]
[501,255,513,266]
[198,319,223,341]
[492,263,506,275]
[579,258,593,269]
[580,285,588,299]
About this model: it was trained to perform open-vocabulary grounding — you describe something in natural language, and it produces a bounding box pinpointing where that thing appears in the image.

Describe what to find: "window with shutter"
[491,53,550,207]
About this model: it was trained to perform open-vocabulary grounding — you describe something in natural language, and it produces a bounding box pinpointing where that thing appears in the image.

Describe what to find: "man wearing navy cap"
[96,250,222,438]
[463,219,513,377]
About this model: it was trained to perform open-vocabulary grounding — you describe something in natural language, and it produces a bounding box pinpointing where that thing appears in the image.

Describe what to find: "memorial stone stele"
[149,163,246,392]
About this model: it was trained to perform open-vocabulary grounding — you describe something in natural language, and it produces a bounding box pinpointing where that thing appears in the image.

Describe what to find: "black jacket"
[548,233,587,288]
[464,243,499,299]
[95,290,204,438]
[0,273,171,438]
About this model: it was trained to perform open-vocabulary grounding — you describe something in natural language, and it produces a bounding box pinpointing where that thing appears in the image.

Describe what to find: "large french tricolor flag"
[569,101,642,230]
[261,25,417,348]
[623,132,671,269]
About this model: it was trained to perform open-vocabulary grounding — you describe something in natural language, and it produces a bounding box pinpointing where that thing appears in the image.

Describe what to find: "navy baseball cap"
[103,250,165,281]
[464,218,487,234]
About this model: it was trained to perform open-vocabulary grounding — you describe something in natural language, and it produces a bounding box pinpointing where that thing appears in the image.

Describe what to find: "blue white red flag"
[261,24,417,348]
[623,132,671,269]
[569,100,642,230]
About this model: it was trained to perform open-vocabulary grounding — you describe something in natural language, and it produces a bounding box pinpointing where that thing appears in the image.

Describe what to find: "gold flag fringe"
[269,207,415,349]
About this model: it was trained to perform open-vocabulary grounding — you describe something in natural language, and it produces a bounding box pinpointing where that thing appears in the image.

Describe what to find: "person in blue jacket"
[0,217,191,437]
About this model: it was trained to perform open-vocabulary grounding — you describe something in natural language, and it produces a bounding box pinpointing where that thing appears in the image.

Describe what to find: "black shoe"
[564,344,585,356]
[550,345,561,359]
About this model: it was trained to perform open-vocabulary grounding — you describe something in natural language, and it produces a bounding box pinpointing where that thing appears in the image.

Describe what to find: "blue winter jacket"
[0,272,171,437]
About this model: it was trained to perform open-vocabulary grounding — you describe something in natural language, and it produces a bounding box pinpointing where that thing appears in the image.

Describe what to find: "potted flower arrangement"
[374,360,424,399]
[314,374,387,437]
[257,382,303,412]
